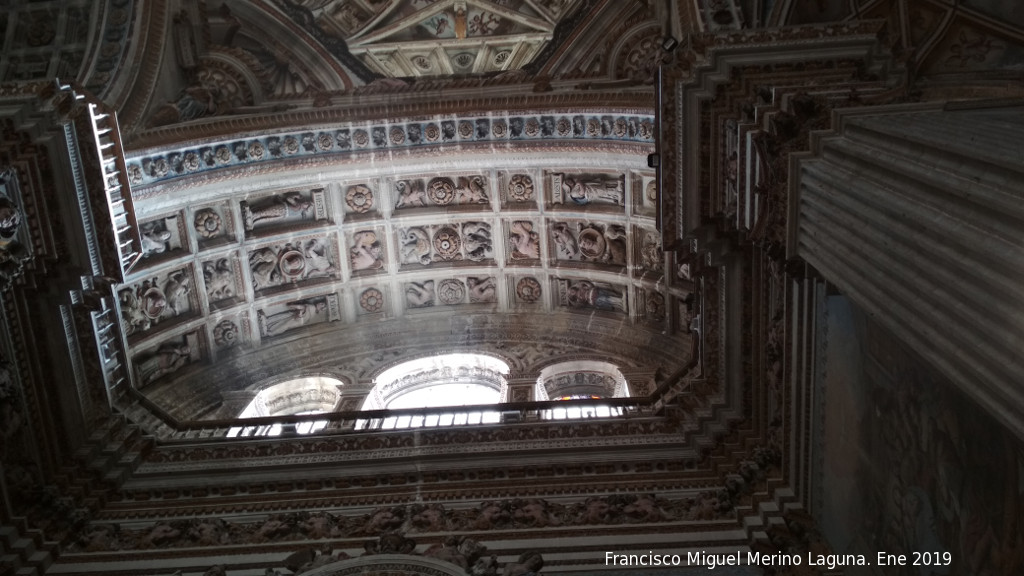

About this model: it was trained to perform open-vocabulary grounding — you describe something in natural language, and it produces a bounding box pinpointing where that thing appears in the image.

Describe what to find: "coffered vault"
[0,0,1022,575]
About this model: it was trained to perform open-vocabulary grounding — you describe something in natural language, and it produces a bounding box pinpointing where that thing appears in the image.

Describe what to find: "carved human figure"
[350,231,384,271]
[136,343,191,386]
[566,280,624,312]
[260,299,326,337]
[562,175,624,205]
[242,192,311,230]
[508,221,539,259]
[149,84,228,127]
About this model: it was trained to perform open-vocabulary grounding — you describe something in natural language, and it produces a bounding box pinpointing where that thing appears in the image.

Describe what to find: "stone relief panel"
[632,172,658,215]
[348,229,386,275]
[549,220,627,267]
[248,235,340,295]
[191,203,235,248]
[257,293,341,338]
[396,222,494,267]
[404,280,435,309]
[499,172,536,205]
[542,371,619,399]
[119,266,197,339]
[210,313,250,352]
[550,172,626,208]
[127,115,655,187]
[511,276,543,306]
[555,278,627,313]
[394,174,490,210]
[356,286,387,317]
[201,255,243,308]
[506,220,541,262]
[340,182,377,218]
[240,189,328,235]
[138,213,188,265]
[408,276,498,307]
[132,331,203,388]
[642,289,667,324]
[634,227,664,279]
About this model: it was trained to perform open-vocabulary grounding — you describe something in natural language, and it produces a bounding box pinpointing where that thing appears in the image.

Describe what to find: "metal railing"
[152,397,660,443]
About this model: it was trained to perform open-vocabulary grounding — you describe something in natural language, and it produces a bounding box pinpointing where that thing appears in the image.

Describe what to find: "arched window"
[536,361,628,420]
[360,353,509,429]
[228,376,343,437]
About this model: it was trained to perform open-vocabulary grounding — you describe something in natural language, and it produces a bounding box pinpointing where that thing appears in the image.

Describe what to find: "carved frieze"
[549,220,627,267]
[126,114,655,188]
[132,331,203,388]
[248,235,339,294]
[550,172,625,208]
[118,266,197,339]
[241,189,328,235]
[555,278,627,313]
[396,222,493,267]
[257,293,341,338]
[394,175,490,210]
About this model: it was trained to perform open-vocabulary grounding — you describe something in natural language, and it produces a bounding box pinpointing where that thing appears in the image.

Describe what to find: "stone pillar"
[791,104,1024,438]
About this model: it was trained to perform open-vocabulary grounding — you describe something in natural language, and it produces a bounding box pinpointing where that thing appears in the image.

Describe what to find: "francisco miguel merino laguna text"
[605,550,871,570]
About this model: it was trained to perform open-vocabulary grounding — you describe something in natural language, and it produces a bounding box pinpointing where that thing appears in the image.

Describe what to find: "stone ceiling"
[121,111,692,421]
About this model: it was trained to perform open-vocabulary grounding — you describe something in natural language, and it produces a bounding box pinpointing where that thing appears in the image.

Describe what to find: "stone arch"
[610,23,663,82]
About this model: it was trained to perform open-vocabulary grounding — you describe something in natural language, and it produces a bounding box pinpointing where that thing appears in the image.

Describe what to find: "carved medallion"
[437,279,466,305]
[556,118,571,137]
[516,277,542,303]
[645,180,657,202]
[360,288,384,313]
[345,185,374,213]
[507,174,534,202]
[524,118,540,137]
[213,320,239,348]
[390,127,406,145]
[193,209,222,238]
[427,177,456,205]
[433,227,461,260]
